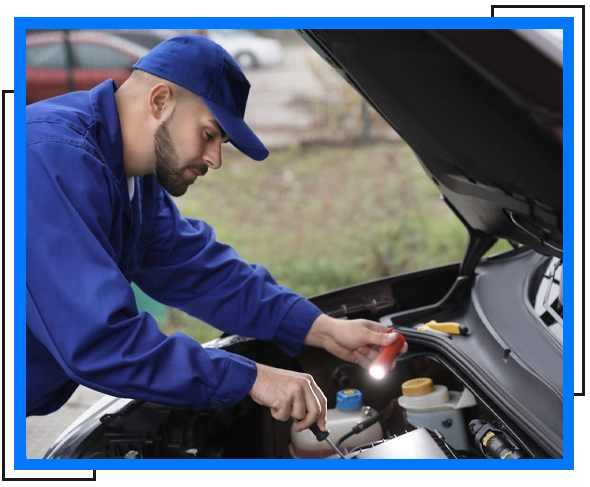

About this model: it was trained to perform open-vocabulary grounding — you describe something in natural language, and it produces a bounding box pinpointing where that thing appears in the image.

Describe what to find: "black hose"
[336,430,355,449]
[336,412,383,448]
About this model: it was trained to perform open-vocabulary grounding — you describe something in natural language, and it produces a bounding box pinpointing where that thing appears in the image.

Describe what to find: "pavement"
[26,386,107,458]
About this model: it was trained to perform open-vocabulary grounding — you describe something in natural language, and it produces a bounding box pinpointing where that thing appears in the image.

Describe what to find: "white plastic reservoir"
[398,377,476,452]
[289,388,383,458]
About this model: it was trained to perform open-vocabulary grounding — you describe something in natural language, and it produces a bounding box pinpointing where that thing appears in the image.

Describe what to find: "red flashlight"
[369,329,406,380]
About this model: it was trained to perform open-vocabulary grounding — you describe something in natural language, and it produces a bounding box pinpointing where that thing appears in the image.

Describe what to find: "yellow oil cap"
[401,378,434,396]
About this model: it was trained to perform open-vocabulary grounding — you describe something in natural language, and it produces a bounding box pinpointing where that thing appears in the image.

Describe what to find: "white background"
[0,0,488,88]
[0,0,590,480]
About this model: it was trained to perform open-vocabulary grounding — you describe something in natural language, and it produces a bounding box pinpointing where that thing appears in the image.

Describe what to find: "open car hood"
[298,29,563,259]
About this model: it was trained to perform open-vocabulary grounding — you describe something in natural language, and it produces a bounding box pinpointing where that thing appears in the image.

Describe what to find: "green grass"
[149,140,491,343]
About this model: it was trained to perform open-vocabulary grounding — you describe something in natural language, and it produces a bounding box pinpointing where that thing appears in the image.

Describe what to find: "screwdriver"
[309,422,347,459]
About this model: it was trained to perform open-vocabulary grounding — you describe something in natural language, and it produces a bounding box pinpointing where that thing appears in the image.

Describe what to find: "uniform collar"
[89,80,128,193]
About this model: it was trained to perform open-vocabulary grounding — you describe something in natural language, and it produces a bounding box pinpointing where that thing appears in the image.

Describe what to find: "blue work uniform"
[26,80,323,417]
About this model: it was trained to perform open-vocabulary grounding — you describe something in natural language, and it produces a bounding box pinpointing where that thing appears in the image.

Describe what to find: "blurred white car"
[204,29,284,69]
[110,29,283,70]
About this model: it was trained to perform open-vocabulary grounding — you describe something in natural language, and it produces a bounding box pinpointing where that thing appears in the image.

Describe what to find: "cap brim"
[201,98,269,161]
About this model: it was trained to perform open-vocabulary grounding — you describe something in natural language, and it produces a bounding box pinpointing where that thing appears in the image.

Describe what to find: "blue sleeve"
[26,141,257,410]
[131,188,324,357]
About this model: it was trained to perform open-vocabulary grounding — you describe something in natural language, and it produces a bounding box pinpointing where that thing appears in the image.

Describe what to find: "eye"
[205,132,214,141]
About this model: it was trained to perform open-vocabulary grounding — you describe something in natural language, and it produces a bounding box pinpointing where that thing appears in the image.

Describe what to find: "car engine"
[45,249,560,461]
[57,341,534,460]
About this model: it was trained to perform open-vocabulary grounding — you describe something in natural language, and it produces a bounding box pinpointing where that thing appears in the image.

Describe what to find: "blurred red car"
[26,30,149,104]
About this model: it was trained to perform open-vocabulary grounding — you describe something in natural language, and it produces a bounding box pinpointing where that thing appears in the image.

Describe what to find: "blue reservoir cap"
[336,389,363,410]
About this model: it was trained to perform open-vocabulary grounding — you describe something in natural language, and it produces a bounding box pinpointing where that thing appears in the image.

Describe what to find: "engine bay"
[67,341,535,460]
[47,249,560,461]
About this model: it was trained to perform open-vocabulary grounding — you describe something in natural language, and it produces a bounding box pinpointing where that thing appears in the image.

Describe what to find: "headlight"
[44,395,132,459]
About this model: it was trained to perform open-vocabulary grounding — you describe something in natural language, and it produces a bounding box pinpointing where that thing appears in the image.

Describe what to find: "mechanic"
[26,34,407,433]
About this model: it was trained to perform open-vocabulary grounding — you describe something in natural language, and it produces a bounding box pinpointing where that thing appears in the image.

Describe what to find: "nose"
[204,142,223,170]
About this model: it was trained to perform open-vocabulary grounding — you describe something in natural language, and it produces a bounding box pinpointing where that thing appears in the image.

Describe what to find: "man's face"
[153,98,228,197]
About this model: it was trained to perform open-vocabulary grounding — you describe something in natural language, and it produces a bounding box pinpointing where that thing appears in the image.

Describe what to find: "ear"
[148,83,174,120]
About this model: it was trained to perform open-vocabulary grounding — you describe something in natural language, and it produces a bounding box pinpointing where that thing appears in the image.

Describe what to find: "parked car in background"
[26,30,149,104]
[110,29,284,70]
[42,29,563,461]
[205,29,284,69]
[107,29,178,51]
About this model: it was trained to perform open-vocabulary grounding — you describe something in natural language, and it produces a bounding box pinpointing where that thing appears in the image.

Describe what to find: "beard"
[154,113,207,197]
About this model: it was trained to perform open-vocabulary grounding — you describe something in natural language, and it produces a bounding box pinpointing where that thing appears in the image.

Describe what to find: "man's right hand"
[248,363,328,433]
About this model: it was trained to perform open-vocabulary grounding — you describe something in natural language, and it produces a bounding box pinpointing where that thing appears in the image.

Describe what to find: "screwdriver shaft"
[325,437,346,459]
[308,421,347,459]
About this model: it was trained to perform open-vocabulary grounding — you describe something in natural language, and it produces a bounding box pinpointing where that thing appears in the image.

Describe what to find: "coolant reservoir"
[289,388,383,458]
[398,378,476,452]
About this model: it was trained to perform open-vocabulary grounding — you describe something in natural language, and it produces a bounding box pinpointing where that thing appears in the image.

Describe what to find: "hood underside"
[298,29,563,259]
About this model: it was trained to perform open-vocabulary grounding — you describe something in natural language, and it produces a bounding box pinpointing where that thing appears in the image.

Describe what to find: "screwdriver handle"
[309,422,330,442]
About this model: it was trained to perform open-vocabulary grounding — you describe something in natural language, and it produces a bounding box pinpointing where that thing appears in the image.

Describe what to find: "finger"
[294,380,322,432]
[356,345,381,363]
[385,338,407,369]
[296,402,320,432]
[290,394,308,429]
[359,341,406,370]
[270,405,292,422]
[384,331,403,346]
[353,350,374,369]
[364,328,402,348]
[359,320,391,333]
[351,346,380,366]
[309,380,328,431]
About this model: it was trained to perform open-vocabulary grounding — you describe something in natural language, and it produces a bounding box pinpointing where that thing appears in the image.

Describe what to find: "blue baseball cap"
[132,34,269,161]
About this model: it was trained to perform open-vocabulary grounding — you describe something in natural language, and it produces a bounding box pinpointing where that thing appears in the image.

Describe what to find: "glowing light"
[369,365,386,380]
[368,332,406,381]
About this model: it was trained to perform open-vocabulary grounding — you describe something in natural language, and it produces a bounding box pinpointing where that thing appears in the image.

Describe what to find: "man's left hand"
[303,314,409,369]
